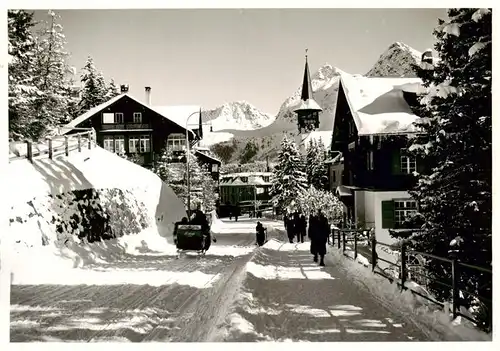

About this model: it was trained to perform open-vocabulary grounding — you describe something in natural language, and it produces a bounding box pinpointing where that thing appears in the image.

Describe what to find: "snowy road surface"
[223,241,431,341]
[10,232,257,342]
[10,218,473,342]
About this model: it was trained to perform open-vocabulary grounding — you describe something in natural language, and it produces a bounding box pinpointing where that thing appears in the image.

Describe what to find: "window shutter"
[381,200,394,229]
[392,149,401,175]
[416,156,425,174]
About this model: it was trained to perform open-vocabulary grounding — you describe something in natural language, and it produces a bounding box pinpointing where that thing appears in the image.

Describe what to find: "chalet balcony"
[101,123,152,130]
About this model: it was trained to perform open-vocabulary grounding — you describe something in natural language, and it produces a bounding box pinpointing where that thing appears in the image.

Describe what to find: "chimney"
[120,84,129,93]
[145,86,151,105]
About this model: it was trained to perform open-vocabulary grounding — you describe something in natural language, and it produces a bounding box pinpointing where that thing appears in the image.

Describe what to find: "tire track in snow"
[86,257,202,342]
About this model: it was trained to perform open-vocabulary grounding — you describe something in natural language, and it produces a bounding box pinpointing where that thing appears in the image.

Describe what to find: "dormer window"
[133,112,142,123]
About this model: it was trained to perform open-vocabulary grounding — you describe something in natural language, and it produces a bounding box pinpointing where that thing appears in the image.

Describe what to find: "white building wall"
[355,190,413,244]
[363,191,376,229]
[373,190,413,244]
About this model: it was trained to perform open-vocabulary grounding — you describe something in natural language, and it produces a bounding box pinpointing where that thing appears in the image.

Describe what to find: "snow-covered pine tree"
[270,136,308,211]
[8,10,40,140]
[296,186,343,223]
[30,10,74,136]
[154,147,217,213]
[305,138,328,190]
[403,8,492,329]
[78,56,108,114]
[106,78,120,99]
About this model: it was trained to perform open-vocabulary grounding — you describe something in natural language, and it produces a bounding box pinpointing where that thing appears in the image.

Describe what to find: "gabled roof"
[61,94,198,137]
[338,73,423,136]
[194,149,221,165]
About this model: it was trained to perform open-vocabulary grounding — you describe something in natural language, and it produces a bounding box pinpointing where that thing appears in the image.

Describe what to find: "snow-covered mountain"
[204,42,424,162]
[365,42,422,78]
[203,101,274,131]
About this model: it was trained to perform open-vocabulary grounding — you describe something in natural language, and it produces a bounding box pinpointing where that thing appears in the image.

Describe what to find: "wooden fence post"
[354,232,358,260]
[331,228,335,246]
[401,242,407,291]
[371,236,377,271]
[452,260,459,320]
[64,136,69,156]
[337,230,341,249]
[26,141,33,163]
[88,131,92,149]
[47,138,53,159]
[77,134,82,152]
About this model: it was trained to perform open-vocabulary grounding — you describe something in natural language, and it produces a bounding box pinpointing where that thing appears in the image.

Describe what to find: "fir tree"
[270,136,308,211]
[31,10,74,135]
[105,78,120,100]
[305,138,328,190]
[78,56,108,114]
[402,8,491,329]
[8,10,40,140]
[154,147,217,213]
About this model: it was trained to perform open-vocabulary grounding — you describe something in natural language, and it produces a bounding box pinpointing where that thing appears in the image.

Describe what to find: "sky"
[33,8,447,115]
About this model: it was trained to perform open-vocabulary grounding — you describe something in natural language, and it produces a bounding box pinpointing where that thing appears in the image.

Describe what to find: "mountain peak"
[366,42,422,78]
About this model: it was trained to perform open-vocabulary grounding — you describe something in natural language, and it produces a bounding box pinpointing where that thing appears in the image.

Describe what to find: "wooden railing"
[9,129,97,163]
[330,228,492,331]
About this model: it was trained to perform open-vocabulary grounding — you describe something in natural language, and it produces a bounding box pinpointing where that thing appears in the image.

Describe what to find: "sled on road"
[174,223,209,258]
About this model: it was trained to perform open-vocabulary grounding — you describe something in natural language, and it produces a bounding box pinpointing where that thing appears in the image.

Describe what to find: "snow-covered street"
[10,218,487,342]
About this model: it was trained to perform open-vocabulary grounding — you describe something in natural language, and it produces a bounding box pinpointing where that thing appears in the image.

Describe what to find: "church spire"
[301,49,314,101]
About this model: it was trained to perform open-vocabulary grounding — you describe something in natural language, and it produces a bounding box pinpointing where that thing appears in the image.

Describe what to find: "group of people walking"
[284,209,331,266]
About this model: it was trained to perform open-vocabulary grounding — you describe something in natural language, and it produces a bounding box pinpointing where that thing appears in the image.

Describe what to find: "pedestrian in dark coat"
[315,210,330,266]
[190,209,215,251]
[298,214,307,243]
[286,213,295,243]
[256,221,266,247]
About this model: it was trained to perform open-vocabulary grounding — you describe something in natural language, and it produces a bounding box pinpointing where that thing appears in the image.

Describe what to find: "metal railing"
[9,129,97,163]
[330,228,492,331]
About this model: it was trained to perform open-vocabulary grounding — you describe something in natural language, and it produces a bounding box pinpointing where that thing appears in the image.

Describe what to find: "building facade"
[330,73,426,243]
[61,86,221,178]
[218,172,273,216]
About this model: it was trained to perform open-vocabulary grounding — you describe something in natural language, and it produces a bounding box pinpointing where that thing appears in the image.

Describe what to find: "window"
[401,152,417,174]
[129,136,140,153]
[103,113,114,124]
[114,135,125,154]
[263,176,270,182]
[167,133,186,151]
[139,135,151,153]
[103,135,114,152]
[133,112,142,123]
[212,164,219,172]
[115,113,124,124]
[394,200,418,227]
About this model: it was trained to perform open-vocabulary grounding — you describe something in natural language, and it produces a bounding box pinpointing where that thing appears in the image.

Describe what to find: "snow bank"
[7,146,187,280]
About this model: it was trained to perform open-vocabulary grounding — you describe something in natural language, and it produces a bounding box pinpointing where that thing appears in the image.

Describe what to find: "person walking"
[315,209,330,266]
[286,213,295,243]
[298,213,307,243]
[308,211,318,260]
[255,221,267,247]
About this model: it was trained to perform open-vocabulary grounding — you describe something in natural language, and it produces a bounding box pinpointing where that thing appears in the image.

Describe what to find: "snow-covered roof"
[339,73,423,136]
[61,94,198,137]
[150,105,201,129]
[194,150,221,164]
[293,98,323,112]
[220,172,273,178]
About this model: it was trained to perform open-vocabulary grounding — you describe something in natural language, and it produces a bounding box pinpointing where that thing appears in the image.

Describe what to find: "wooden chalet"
[329,72,427,243]
[61,85,221,176]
